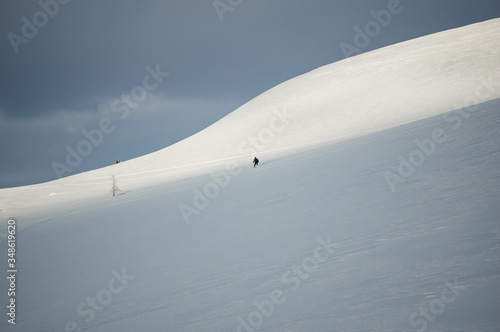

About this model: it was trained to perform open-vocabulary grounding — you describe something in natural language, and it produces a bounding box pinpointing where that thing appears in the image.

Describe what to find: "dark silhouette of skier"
[253,157,259,168]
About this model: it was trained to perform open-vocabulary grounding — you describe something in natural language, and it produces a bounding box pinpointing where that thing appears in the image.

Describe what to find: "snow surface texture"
[0,19,500,332]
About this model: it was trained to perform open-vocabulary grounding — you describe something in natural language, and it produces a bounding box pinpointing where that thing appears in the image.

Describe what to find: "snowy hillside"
[1,19,500,332]
[1,19,500,214]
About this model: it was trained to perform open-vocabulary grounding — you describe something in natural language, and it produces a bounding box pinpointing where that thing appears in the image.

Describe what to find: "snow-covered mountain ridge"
[2,18,500,213]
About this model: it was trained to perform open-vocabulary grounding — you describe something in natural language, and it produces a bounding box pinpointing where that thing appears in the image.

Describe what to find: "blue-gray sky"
[1,0,499,188]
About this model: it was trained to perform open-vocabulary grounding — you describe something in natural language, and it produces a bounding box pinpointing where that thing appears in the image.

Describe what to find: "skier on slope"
[253,157,259,168]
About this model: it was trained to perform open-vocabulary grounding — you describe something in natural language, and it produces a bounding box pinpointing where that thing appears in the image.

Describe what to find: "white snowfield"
[2,18,500,214]
[1,18,500,332]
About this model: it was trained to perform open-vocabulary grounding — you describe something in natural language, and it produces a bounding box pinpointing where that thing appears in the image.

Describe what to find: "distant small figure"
[253,157,259,168]
[116,160,121,164]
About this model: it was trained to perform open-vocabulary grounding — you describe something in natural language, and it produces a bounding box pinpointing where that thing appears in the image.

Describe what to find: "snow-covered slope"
[2,100,499,332]
[2,19,500,214]
[0,19,500,332]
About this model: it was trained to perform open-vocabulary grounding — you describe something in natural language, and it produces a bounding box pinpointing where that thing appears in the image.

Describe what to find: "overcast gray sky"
[1,0,499,188]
